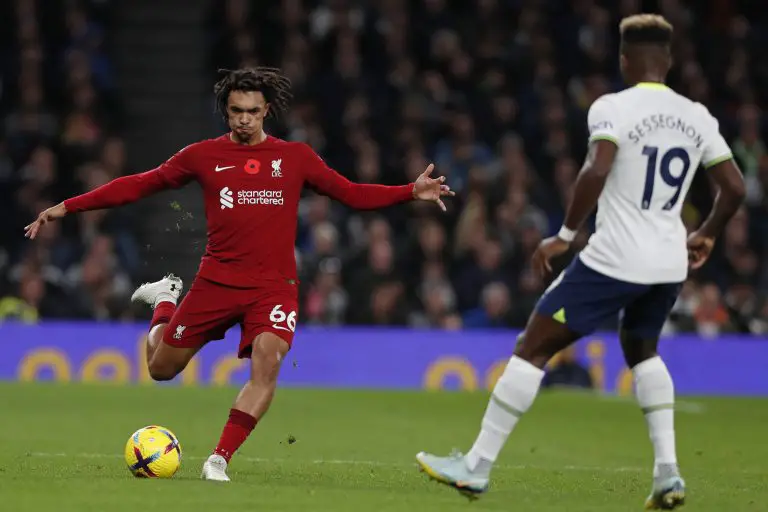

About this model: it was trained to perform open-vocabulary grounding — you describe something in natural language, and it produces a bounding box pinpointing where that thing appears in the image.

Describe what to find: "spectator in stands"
[304,257,348,326]
[694,284,732,338]
[541,346,594,390]
[463,281,527,329]
[409,275,460,329]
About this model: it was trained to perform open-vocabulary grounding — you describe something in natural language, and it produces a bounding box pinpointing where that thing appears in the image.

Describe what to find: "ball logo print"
[244,159,261,175]
[219,187,233,209]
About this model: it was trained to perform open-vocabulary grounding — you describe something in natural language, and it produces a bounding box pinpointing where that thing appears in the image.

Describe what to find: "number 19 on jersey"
[641,145,691,211]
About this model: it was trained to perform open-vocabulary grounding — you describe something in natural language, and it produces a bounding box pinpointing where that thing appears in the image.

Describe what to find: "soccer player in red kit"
[24,67,454,481]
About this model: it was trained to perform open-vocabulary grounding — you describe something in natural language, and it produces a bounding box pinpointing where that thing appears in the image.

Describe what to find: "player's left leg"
[201,332,290,482]
[621,283,686,510]
[133,274,233,381]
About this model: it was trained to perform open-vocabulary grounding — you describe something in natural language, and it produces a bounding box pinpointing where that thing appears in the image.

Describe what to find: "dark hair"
[214,67,293,120]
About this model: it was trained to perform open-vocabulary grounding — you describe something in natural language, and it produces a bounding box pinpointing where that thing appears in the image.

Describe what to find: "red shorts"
[163,277,299,358]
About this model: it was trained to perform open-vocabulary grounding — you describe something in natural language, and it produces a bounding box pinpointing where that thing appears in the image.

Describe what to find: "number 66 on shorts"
[269,304,296,333]
[242,293,299,356]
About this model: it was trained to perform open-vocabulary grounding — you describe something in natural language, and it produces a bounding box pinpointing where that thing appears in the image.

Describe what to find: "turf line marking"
[28,452,645,473]
[26,452,768,476]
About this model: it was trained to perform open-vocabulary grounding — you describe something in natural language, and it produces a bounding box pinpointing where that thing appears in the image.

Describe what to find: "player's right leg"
[132,274,231,381]
[621,284,686,510]
[131,274,196,380]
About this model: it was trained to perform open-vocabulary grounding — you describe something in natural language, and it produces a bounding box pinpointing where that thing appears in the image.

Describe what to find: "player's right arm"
[533,96,619,276]
[24,144,199,239]
[687,114,746,269]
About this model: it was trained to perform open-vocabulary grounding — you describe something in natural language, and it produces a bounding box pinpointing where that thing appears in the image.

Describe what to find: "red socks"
[214,408,258,462]
[150,301,176,329]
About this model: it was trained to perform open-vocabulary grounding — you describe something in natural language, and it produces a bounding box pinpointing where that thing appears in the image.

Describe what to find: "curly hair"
[214,67,293,120]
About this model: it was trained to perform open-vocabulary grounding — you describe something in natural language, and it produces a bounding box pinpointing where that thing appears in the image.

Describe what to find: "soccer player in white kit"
[416,14,746,510]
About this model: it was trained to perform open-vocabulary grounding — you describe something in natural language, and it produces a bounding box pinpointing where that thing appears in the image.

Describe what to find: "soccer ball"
[124,425,182,478]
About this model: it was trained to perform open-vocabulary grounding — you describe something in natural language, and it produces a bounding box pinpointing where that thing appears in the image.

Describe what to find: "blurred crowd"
[0,0,139,322]
[1,0,766,338]
[209,0,768,336]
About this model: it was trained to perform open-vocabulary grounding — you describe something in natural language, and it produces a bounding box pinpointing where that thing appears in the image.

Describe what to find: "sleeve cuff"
[406,182,416,200]
[589,135,619,146]
[62,198,80,213]
[703,153,733,169]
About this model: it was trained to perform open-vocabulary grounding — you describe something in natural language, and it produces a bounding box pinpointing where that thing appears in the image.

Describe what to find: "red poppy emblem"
[244,159,261,175]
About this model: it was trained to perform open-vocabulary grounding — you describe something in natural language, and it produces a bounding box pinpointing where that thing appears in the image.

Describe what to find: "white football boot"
[131,273,183,308]
[416,451,489,500]
[645,464,686,510]
[201,454,230,482]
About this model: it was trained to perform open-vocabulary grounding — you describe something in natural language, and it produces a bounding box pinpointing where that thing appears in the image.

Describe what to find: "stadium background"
[0,0,766,392]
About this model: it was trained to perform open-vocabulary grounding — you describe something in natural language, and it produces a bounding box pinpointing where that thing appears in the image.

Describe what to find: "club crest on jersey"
[271,159,283,178]
[244,159,261,175]
[173,325,186,340]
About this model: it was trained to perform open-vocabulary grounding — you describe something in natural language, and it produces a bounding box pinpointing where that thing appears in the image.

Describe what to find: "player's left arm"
[687,111,746,269]
[533,97,619,276]
[301,145,454,211]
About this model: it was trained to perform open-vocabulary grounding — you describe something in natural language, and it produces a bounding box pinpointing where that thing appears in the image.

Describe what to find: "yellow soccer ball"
[124,425,182,478]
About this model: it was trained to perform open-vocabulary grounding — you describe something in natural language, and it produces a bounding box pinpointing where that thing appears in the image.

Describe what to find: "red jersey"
[64,134,414,287]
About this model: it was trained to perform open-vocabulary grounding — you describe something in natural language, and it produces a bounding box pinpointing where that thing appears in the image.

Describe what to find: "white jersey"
[579,83,732,284]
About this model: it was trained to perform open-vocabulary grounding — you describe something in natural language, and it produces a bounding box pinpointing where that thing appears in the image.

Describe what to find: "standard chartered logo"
[218,187,285,208]
[219,187,234,209]
[237,189,284,205]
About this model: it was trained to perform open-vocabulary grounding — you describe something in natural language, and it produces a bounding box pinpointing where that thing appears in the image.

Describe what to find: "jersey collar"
[635,82,669,90]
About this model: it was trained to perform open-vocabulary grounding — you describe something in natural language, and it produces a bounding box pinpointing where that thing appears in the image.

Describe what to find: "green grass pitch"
[1,383,766,511]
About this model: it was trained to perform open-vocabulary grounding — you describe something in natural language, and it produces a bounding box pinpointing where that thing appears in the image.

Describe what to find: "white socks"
[153,294,177,308]
[460,354,677,481]
[633,356,678,476]
[465,356,545,474]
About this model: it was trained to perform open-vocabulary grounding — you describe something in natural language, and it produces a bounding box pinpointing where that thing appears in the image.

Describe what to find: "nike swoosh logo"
[215,165,235,172]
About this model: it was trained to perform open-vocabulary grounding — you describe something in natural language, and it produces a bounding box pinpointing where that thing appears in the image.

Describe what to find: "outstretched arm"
[25,148,197,239]
[302,145,453,211]
[64,169,183,212]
